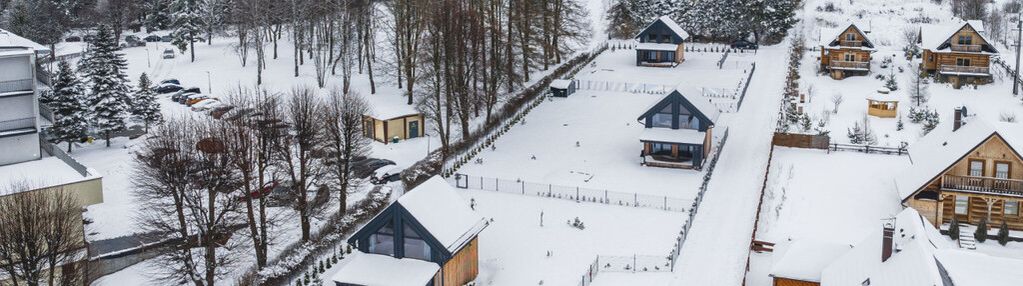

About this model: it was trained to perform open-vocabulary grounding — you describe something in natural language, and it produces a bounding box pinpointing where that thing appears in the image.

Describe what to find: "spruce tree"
[998,220,1010,246]
[145,0,174,31]
[975,217,988,243]
[132,73,163,132]
[84,25,132,147]
[606,0,641,39]
[171,0,206,62]
[949,216,960,240]
[48,60,89,152]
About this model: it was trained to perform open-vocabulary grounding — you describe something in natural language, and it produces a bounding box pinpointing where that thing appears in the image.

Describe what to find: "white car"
[190,98,222,111]
[162,49,175,59]
[372,164,405,184]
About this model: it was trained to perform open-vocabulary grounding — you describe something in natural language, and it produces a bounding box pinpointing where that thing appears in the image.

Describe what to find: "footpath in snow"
[672,46,787,285]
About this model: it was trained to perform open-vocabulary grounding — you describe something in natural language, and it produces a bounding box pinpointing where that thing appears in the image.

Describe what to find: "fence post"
[495,178,499,191]
[664,196,668,210]
[522,181,525,194]
[548,184,552,197]
[576,187,580,202]
[480,177,484,189]
[605,190,608,204]
[634,193,638,207]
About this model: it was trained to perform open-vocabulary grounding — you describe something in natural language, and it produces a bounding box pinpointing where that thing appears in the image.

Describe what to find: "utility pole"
[1014,12,1022,95]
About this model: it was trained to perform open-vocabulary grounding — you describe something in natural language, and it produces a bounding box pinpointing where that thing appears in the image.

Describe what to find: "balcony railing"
[941,175,1023,197]
[950,44,983,53]
[939,65,990,75]
[0,79,33,94]
[830,61,869,70]
[0,117,36,132]
[839,40,862,47]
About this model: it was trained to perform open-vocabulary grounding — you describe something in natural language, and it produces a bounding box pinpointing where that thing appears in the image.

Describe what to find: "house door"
[409,121,420,138]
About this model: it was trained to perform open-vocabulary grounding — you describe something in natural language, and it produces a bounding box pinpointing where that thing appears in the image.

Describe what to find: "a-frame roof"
[895,120,1023,201]
[637,88,720,125]
[819,23,875,49]
[920,21,998,53]
[634,16,690,41]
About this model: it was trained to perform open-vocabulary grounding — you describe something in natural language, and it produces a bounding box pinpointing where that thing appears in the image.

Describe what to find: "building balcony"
[941,174,1023,197]
[830,61,869,71]
[939,65,990,76]
[0,79,33,95]
[950,44,982,53]
[0,117,35,134]
[839,40,862,47]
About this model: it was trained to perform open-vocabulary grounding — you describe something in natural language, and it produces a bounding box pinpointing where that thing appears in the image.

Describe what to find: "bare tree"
[0,182,87,286]
[324,89,371,217]
[831,92,844,114]
[276,86,326,242]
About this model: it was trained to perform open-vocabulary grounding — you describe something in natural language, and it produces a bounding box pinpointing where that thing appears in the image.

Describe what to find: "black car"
[154,84,183,94]
[352,158,396,179]
[144,35,162,42]
[161,35,173,42]
[160,79,181,85]
[171,87,201,101]
[65,36,82,42]
[124,35,145,47]
[730,39,758,50]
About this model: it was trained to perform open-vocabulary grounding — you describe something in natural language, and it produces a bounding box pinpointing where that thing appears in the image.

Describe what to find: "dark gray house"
[331,177,487,286]
[549,79,577,97]
[634,16,690,67]
[637,89,719,169]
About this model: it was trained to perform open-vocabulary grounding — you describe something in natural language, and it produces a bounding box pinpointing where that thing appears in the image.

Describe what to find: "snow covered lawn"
[746,147,911,286]
[457,189,683,286]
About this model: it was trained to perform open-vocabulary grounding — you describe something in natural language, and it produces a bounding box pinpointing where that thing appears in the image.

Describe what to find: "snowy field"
[797,0,1023,147]
[456,189,683,286]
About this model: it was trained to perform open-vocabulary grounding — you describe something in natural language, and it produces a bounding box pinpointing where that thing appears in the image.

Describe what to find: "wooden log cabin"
[332,176,487,286]
[818,23,875,80]
[919,21,998,89]
[634,16,689,67]
[896,119,1023,232]
[768,240,849,286]
[637,89,719,170]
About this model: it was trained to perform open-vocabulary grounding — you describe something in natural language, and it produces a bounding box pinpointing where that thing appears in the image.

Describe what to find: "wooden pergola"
[866,95,898,118]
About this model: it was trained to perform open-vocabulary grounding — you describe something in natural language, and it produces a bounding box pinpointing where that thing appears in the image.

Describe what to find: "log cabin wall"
[773,277,820,286]
[435,237,479,286]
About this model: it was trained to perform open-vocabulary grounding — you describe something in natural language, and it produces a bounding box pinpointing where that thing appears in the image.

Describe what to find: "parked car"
[144,35,162,42]
[65,36,82,42]
[352,158,395,179]
[730,39,758,50]
[236,181,281,202]
[371,164,404,184]
[177,92,199,104]
[162,48,175,59]
[187,95,214,106]
[153,83,183,94]
[191,99,224,111]
[171,87,201,102]
[124,35,145,47]
[160,79,181,85]
[161,35,173,42]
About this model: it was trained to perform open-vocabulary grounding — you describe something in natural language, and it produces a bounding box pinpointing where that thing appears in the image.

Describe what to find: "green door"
[409,121,420,138]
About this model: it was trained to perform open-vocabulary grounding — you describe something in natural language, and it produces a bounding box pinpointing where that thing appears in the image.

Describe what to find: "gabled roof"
[894,120,1023,201]
[934,249,1023,286]
[634,16,690,41]
[396,176,486,252]
[920,20,998,54]
[819,23,875,50]
[820,208,952,286]
[637,88,720,125]
[770,240,850,283]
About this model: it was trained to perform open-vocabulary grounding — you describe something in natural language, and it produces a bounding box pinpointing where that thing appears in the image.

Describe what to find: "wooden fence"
[771,132,830,149]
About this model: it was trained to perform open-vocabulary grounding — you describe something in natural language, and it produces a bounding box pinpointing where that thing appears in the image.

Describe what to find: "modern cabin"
[920,21,998,89]
[334,176,487,286]
[896,119,1023,231]
[364,104,425,144]
[549,79,576,98]
[818,23,875,80]
[637,89,719,169]
[634,16,689,67]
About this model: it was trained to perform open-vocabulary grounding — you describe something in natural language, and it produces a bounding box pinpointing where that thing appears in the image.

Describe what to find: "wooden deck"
[941,175,1023,197]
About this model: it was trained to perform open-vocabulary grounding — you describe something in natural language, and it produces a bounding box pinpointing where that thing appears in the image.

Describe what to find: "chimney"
[882,223,895,262]
[953,108,963,131]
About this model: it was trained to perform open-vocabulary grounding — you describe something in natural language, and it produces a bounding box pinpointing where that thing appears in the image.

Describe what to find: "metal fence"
[576,79,676,94]
[577,256,601,286]
[39,138,91,177]
[0,79,33,94]
[736,63,757,111]
[450,174,690,212]
[670,128,730,271]
[598,255,672,272]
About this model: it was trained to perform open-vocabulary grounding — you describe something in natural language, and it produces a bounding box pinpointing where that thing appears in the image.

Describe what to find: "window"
[402,224,432,260]
[955,195,969,215]
[369,223,395,256]
[956,58,972,67]
[652,105,673,128]
[957,35,973,45]
[661,34,671,43]
[996,162,1010,179]
[647,34,657,42]
[651,143,672,155]
[678,145,695,159]
[969,160,984,177]
[664,52,675,62]
[846,33,856,41]
[844,53,855,62]
[1006,201,1020,216]
[647,51,657,61]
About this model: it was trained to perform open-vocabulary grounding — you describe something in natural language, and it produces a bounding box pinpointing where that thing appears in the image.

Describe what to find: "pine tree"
[606,0,641,39]
[145,0,174,31]
[84,25,132,147]
[48,60,89,152]
[132,73,163,132]
[171,0,206,62]
[975,217,988,243]
[949,216,960,240]
[998,220,1010,246]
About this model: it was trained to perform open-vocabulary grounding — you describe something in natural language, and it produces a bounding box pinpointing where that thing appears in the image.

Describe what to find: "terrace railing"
[950,44,983,53]
[0,79,33,94]
[941,175,1023,197]
[830,61,869,70]
[939,65,990,75]
[0,117,35,132]
[839,40,862,47]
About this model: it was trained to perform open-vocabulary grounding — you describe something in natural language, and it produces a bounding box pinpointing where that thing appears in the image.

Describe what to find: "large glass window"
[1006,201,1019,216]
[969,160,984,177]
[402,224,432,260]
[651,143,672,156]
[661,35,671,43]
[647,51,657,61]
[996,162,1010,179]
[955,196,969,215]
[369,222,395,256]
[652,105,673,128]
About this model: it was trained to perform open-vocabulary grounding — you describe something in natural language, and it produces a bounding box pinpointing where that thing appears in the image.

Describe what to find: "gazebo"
[866,94,898,118]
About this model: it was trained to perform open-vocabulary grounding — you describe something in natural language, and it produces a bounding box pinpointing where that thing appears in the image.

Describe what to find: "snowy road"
[672,45,787,285]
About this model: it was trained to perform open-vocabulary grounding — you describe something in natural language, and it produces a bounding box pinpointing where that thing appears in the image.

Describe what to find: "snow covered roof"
[0,29,48,52]
[676,87,721,123]
[635,43,680,51]
[770,240,850,282]
[330,252,440,286]
[820,208,952,286]
[634,16,690,41]
[550,79,573,89]
[397,176,486,252]
[367,103,419,121]
[0,156,101,197]
[895,120,1023,201]
[638,128,705,145]
[818,23,876,51]
[919,21,998,54]
[934,249,1023,286]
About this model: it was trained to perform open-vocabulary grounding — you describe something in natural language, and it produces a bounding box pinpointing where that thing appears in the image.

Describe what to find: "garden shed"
[549,79,576,97]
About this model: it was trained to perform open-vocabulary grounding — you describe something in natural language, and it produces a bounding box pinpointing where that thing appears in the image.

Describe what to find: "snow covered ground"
[457,189,683,286]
